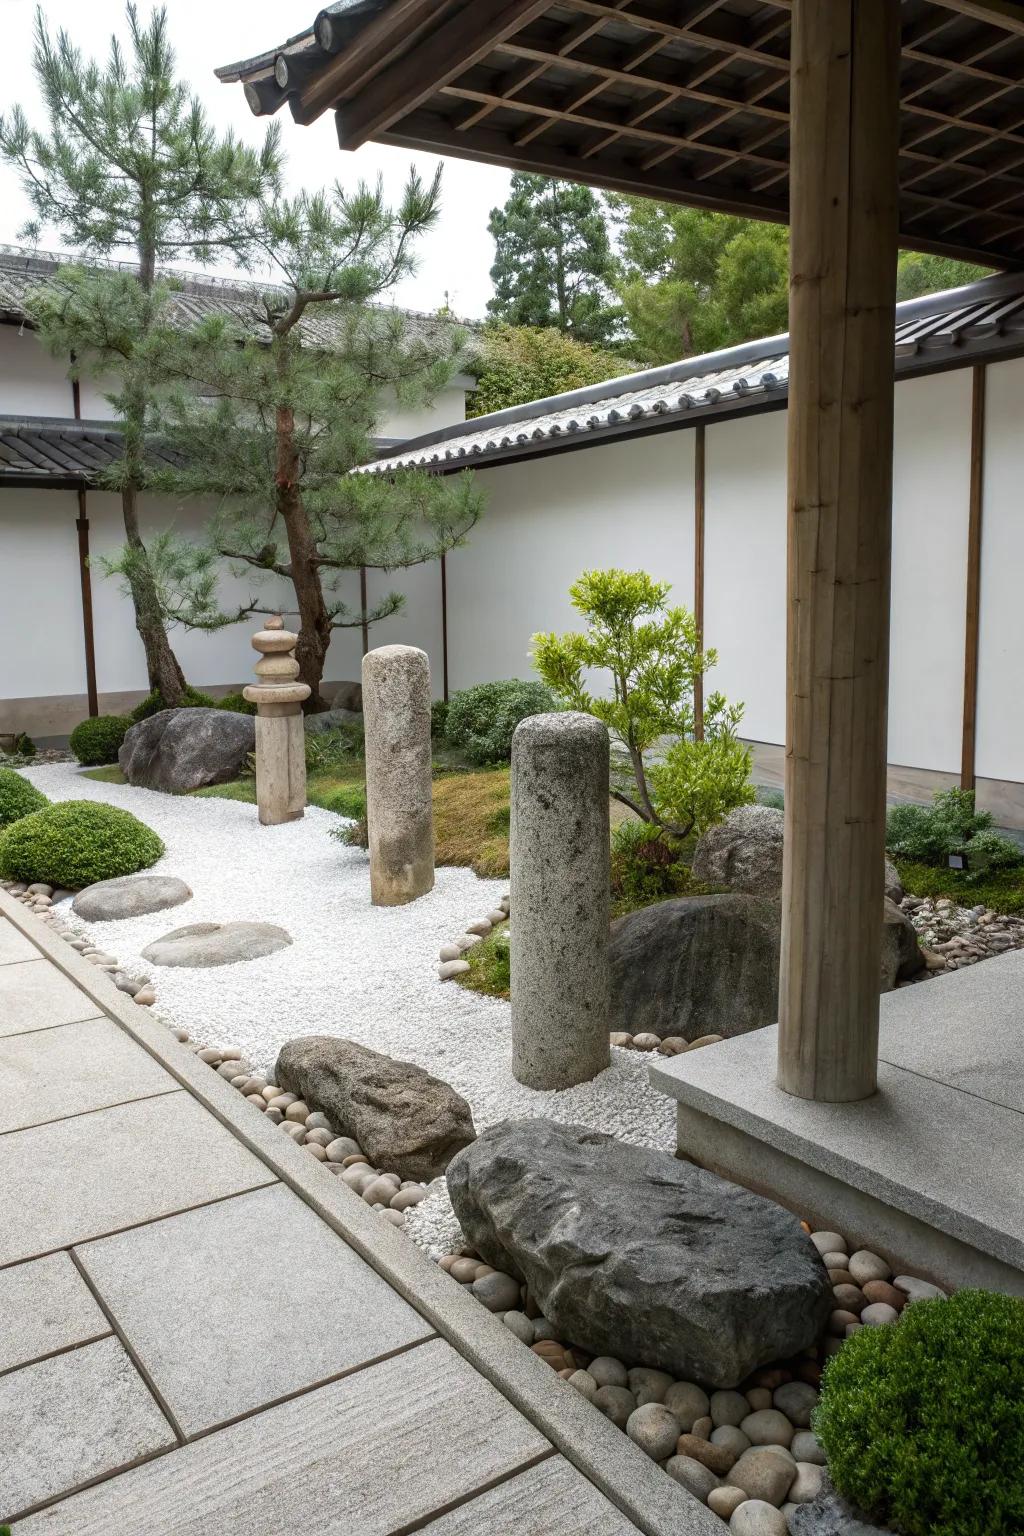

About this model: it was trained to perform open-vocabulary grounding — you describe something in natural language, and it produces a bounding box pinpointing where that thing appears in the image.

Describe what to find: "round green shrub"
[815,1289,1024,1536]
[0,800,164,889]
[0,768,48,827]
[431,698,450,741]
[69,715,132,767]
[217,692,258,716]
[444,679,554,765]
[130,685,216,722]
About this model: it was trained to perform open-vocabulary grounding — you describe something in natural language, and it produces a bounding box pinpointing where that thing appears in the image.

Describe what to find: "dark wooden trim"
[693,424,706,742]
[961,363,987,791]
[441,552,450,703]
[296,0,440,124]
[70,352,81,421]
[359,565,370,656]
[75,487,99,718]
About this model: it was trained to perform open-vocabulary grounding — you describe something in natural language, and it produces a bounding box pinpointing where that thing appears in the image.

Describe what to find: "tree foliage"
[532,568,753,837]
[896,251,990,301]
[487,173,620,344]
[468,324,630,417]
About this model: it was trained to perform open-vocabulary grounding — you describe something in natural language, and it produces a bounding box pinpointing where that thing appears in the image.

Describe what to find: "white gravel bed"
[25,765,675,1242]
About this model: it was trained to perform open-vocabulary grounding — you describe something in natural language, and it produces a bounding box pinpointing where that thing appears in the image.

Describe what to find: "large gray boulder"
[275,1036,475,1181]
[119,708,255,793]
[610,894,780,1041]
[692,805,903,905]
[304,707,361,736]
[73,874,192,922]
[881,897,926,984]
[447,1120,832,1388]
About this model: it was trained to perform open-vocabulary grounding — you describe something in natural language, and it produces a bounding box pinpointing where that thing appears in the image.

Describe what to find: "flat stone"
[413,1456,645,1535]
[0,1017,174,1135]
[0,1337,175,1520]
[0,1252,109,1374]
[0,1093,274,1267]
[73,875,193,922]
[892,1275,947,1304]
[0,959,103,1037]
[0,916,38,965]
[142,921,292,968]
[76,1183,432,1435]
[13,1339,550,1536]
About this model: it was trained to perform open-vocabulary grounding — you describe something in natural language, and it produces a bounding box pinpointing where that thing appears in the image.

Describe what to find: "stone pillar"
[510,711,610,1090]
[243,616,311,827]
[362,644,434,906]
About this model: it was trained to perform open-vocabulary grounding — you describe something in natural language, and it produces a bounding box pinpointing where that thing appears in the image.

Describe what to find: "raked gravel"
[24,764,675,1252]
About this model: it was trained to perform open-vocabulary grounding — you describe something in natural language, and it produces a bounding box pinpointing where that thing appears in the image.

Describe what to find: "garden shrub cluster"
[69,715,132,766]
[130,685,216,722]
[0,768,48,827]
[305,720,365,773]
[886,787,1022,876]
[216,692,257,716]
[609,820,697,912]
[0,801,164,888]
[430,698,450,741]
[442,679,554,765]
[815,1289,1024,1536]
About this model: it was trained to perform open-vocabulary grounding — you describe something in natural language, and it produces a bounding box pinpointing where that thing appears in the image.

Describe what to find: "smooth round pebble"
[730,1447,796,1505]
[627,1367,673,1405]
[730,1499,788,1535]
[712,1426,752,1458]
[810,1231,846,1257]
[472,1271,521,1313]
[285,1100,310,1123]
[848,1249,892,1285]
[362,1176,400,1206]
[788,1462,825,1504]
[532,1318,561,1343]
[304,1128,334,1147]
[282,1122,306,1143]
[708,1487,747,1519]
[626,1403,680,1461]
[861,1280,906,1311]
[501,1311,535,1345]
[829,1309,859,1336]
[772,1381,818,1427]
[893,1275,947,1303]
[711,1390,750,1428]
[449,1257,479,1284]
[567,1369,599,1402]
[740,1410,794,1449]
[832,1283,866,1314]
[594,1385,636,1429]
[791,1431,825,1466]
[304,1111,332,1131]
[305,1142,327,1161]
[664,1456,720,1502]
[675,1434,735,1477]
[390,1186,425,1212]
[691,1415,713,1441]
[438,944,462,963]
[631,1032,661,1051]
[380,1208,405,1226]
[664,1381,710,1430]
[821,1252,849,1270]
[860,1301,900,1327]
[589,1356,629,1389]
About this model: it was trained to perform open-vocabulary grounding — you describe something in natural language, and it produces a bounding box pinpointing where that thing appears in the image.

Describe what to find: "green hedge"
[0,800,164,889]
[69,715,132,767]
[130,685,216,722]
[0,768,48,827]
[444,679,554,765]
[815,1289,1024,1536]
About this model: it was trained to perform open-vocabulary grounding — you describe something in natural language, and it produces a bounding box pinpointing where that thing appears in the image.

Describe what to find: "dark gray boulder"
[447,1119,832,1388]
[609,894,780,1041]
[881,897,925,986]
[330,680,363,712]
[275,1036,476,1181]
[692,805,904,907]
[787,1476,894,1536]
[73,874,192,921]
[304,707,362,736]
[119,708,254,793]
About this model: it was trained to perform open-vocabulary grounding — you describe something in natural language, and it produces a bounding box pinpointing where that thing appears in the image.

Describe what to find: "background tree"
[487,173,620,344]
[0,4,280,705]
[150,172,484,711]
[468,323,631,417]
[895,251,990,300]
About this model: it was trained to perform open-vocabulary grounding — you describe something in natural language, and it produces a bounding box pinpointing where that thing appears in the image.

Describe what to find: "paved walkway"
[0,893,715,1536]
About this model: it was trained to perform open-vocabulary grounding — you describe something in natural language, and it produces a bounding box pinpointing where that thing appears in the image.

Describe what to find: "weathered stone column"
[510,711,610,1090]
[243,616,310,827]
[362,644,434,906]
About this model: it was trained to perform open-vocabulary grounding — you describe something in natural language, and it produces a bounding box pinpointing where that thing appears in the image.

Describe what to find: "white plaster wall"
[447,431,696,693]
[363,559,446,699]
[0,326,74,416]
[379,383,467,441]
[703,410,787,745]
[888,370,972,773]
[976,355,1024,784]
[0,488,86,698]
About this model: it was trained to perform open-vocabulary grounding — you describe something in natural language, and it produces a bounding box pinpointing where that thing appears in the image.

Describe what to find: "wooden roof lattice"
[217,0,1024,269]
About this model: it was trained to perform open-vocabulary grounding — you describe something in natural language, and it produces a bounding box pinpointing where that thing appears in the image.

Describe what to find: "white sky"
[0,0,513,319]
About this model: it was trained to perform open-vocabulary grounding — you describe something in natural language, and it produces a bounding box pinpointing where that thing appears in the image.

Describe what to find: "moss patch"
[433,767,512,878]
[897,859,1024,916]
[458,923,511,1000]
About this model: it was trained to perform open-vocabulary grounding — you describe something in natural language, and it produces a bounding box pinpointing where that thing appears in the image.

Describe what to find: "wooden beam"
[928,0,1024,36]
[961,364,987,791]
[335,0,555,150]
[693,424,705,742]
[296,0,439,125]
[75,488,99,719]
[778,0,900,1103]
[441,552,450,703]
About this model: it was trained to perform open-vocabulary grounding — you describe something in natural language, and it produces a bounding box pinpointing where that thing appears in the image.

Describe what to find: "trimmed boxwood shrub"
[0,768,48,827]
[130,685,216,722]
[444,679,555,765]
[69,715,132,767]
[0,800,164,889]
[815,1289,1024,1536]
[216,692,258,716]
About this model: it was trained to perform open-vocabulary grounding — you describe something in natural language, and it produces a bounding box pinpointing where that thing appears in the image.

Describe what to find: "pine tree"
[148,173,484,711]
[0,5,280,705]
[487,173,619,344]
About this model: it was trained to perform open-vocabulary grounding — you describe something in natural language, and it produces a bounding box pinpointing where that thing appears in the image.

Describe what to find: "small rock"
[712,1389,751,1428]
[631,1032,661,1051]
[466,918,492,936]
[729,1499,788,1535]
[566,1369,599,1402]
[26,883,53,895]
[439,958,471,980]
[449,1257,480,1284]
[486,909,507,925]
[741,1410,794,1448]
[665,1380,711,1430]
[593,1384,636,1428]
[810,1231,845,1258]
[438,944,462,963]
[502,1312,535,1345]
[472,1271,521,1313]
[306,1142,327,1161]
[791,1431,825,1466]
[589,1356,629,1389]
[285,1100,310,1123]
[828,1309,859,1337]
[832,1283,866,1314]
[893,1275,947,1304]
[676,1434,736,1476]
[265,1108,283,1125]
[304,1127,334,1148]
[325,1137,362,1163]
[133,986,156,1006]
[532,1317,561,1343]
[114,975,142,997]
[664,1456,720,1502]
[861,1280,906,1311]
[730,1447,796,1505]
[626,1403,681,1461]
[848,1250,892,1285]
[380,1208,405,1227]
[305,1111,333,1131]
[860,1302,900,1327]
[821,1252,849,1270]
[282,1122,306,1143]
[390,1186,425,1211]
[772,1382,818,1427]
[362,1175,400,1206]
[609,1032,634,1049]
[627,1367,674,1405]
[692,1415,713,1440]
[708,1486,747,1519]
[745,1388,772,1412]
[787,1462,825,1504]
[712,1425,751,1459]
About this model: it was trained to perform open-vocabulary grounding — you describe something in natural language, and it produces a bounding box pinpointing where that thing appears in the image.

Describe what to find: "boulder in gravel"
[275,1035,475,1181]
[880,897,925,987]
[446,1119,832,1388]
[73,874,192,922]
[142,920,292,967]
[330,680,363,713]
[119,708,254,793]
[304,707,362,736]
[610,893,780,1041]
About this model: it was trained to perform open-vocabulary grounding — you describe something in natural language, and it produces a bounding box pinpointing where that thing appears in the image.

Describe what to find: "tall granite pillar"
[362,644,435,906]
[243,616,310,826]
[510,711,611,1089]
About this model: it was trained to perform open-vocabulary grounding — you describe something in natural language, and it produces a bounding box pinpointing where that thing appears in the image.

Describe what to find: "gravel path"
[25,766,675,1183]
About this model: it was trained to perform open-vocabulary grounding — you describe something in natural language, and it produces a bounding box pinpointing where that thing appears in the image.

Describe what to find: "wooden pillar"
[960,365,987,792]
[693,425,706,741]
[440,551,450,703]
[75,488,99,719]
[360,565,370,656]
[777,0,900,1103]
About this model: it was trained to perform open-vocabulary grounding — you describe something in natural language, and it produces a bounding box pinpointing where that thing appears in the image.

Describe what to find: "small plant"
[130,685,216,722]
[609,819,697,912]
[815,1290,1024,1536]
[0,767,48,827]
[305,721,365,773]
[216,692,258,715]
[13,732,36,757]
[329,813,369,849]
[0,800,164,888]
[431,698,450,741]
[444,679,554,765]
[885,787,1022,875]
[69,715,132,767]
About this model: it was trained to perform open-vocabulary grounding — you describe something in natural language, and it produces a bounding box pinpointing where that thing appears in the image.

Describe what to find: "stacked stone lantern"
[243,617,311,826]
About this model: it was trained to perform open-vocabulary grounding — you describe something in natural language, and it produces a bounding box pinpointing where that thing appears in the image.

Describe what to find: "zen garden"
[1,5,1023,1536]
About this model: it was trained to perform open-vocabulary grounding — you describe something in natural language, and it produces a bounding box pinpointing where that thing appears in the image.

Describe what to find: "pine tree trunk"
[276,405,333,712]
[122,481,187,703]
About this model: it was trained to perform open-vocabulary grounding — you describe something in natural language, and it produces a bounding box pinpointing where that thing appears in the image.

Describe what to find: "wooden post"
[75,488,99,719]
[360,565,370,656]
[693,424,706,741]
[960,364,987,792]
[441,551,450,703]
[778,0,900,1103]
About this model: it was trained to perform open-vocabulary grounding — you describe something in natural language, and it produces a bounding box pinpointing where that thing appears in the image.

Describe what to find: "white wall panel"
[0,327,74,416]
[976,356,1024,783]
[0,489,86,700]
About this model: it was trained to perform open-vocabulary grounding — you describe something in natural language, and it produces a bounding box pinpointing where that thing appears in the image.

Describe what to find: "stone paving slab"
[0,1092,276,1268]
[0,916,39,966]
[0,1335,176,1523]
[0,1016,176,1135]
[0,1252,110,1375]
[76,1182,436,1436]
[0,958,103,1037]
[417,1456,645,1534]
[16,1338,549,1536]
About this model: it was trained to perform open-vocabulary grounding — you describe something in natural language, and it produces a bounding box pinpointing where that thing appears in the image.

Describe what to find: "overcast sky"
[0,0,513,319]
